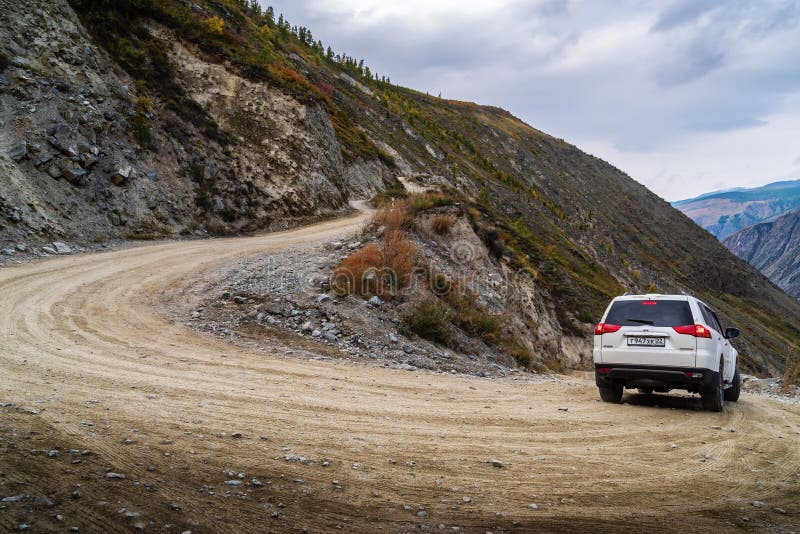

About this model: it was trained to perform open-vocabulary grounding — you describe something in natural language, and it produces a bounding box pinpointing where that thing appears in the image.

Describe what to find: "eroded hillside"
[1,0,798,373]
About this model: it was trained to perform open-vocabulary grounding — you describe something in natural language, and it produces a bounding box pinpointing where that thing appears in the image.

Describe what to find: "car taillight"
[672,324,712,338]
[594,323,621,335]
[596,367,611,374]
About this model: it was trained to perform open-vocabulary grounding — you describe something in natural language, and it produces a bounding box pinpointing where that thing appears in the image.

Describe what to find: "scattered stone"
[317,294,331,304]
[105,472,126,480]
[47,165,62,179]
[231,432,243,438]
[557,406,569,412]
[311,329,322,338]
[367,295,383,307]
[9,141,27,162]
[389,333,399,344]
[301,321,313,332]
[402,345,414,354]
[775,507,787,514]
[233,296,247,304]
[71,490,81,499]
[251,478,263,487]
[52,241,72,254]
[528,503,539,510]
[417,510,428,518]
[34,496,54,507]
[2,495,25,502]
[62,166,88,185]
[491,459,505,468]
[225,480,242,486]
[462,496,471,503]
[751,501,765,508]
[670,443,678,449]
[111,165,133,185]
[16,243,26,252]
[47,449,59,457]
[270,511,279,518]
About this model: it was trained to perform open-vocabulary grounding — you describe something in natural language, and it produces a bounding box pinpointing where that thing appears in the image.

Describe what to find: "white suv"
[593,294,740,411]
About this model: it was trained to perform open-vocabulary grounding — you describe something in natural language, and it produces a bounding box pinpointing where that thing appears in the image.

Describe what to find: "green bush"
[403,299,451,344]
[471,312,503,343]
[504,339,532,368]
[409,193,454,214]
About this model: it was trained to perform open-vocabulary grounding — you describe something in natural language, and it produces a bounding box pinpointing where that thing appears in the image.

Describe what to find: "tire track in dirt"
[1,209,799,532]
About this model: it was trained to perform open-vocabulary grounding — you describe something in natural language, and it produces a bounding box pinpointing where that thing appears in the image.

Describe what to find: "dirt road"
[1,211,799,533]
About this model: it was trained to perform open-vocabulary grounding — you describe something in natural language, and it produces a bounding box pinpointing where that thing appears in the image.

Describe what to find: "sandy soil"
[1,210,799,533]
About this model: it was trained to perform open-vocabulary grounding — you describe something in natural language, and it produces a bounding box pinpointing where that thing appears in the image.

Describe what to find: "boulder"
[8,141,27,161]
[52,242,72,254]
[46,165,62,179]
[111,165,132,185]
[62,166,87,185]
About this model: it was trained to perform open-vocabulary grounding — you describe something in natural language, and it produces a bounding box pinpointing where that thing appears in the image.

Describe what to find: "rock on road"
[0,209,799,532]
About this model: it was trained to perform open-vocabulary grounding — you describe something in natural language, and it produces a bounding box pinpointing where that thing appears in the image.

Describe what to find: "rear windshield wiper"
[626,318,654,325]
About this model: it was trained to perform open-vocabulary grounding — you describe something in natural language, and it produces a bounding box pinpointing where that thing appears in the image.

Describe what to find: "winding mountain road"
[1,210,799,532]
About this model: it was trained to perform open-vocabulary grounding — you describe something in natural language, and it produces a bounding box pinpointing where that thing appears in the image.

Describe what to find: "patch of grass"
[131,96,154,144]
[372,183,408,207]
[431,214,455,235]
[409,193,454,214]
[504,339,532,368]
[402,299,451,344]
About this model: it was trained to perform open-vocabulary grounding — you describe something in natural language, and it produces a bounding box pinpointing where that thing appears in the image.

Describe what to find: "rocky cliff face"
[723,210,800,299]
[1,0,798,373]
[0,0,392,248]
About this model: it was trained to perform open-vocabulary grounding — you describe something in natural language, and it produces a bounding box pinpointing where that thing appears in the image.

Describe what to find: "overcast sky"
[263,0,800,201]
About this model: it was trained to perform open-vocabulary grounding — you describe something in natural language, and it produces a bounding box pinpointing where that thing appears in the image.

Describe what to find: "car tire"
[724,366,741,402]
[701,364,725,412]
[599,385,623,403]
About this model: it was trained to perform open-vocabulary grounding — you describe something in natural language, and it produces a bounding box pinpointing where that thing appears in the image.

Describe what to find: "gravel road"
[1,209,799,532]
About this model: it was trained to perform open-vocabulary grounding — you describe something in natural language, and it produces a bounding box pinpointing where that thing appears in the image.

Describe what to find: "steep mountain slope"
[1,0,798,373]
[724,209,800,299]
[673,180,800,239]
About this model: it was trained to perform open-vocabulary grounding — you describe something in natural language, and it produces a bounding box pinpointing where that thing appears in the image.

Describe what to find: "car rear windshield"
[605,300,693,327]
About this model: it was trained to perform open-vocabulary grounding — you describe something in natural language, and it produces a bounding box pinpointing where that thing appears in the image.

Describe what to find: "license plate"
[627,336,665,347]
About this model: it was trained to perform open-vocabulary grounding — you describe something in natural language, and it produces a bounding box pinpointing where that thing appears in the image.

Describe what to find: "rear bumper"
[595,364,718,393]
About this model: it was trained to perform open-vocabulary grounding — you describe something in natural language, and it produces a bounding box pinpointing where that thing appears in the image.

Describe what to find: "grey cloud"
[651,0,720,32]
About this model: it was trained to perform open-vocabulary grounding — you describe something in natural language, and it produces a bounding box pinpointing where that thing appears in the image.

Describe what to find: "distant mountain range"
[674,180,800,300]
[673,179,800,240]
[723,209,800,299]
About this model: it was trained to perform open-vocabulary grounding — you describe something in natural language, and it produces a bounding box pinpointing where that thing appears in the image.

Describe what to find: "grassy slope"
[70,0,800,374]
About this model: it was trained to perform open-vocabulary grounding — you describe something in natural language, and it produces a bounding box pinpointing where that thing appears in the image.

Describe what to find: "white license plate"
[627,337,665,347]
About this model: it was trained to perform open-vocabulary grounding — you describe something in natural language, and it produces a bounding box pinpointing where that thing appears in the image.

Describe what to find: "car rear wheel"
[701,362,725,412]
[724,366,741,402]
[599,384,623,403]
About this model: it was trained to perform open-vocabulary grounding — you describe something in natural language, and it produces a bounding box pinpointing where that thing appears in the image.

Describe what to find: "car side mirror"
[725,327,740,340]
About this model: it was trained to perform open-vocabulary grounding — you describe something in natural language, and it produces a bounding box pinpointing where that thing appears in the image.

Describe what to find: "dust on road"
[1,211,798,532]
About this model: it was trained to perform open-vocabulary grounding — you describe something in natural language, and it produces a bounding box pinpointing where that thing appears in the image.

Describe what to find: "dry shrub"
[372,200,412,231]
[781,357,800,393]
[333,244,382,297]
[381,227,417,292]
[431,214,455,235]
[334,204,418,300]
